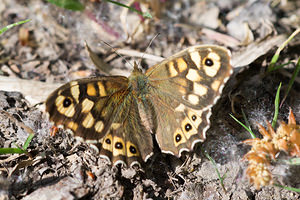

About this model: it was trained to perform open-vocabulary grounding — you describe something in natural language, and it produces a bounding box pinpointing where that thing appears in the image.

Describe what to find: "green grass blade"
[268,28,300,72]
[280,58,300,107]
[0,133,33,155]
[274,184,300,193]
[22,133,35,150]
[103,0,152,18]
[230,114,256,138]
[204,151,227,192]
[272,82,281,128]
[241,109,252,132]
[0,19,31,35]
[0,148,26,154]
[283,158,300,165]
[47,0,85,11]
[267,61,292,73]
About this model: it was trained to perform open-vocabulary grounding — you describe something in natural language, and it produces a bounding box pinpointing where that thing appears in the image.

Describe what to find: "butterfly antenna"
[100,40,134,69]
[137,33,160,68]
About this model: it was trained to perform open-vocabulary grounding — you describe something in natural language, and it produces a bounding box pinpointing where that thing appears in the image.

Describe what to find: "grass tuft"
[103,0,152,18]
[46,0,85,11]
[280,58,300,107]
[230,114,256,138]
[267,28,300,72]
[204,151,227,193]
[0,19,31,35]
[274,184,300,193]
[272,82,281,128]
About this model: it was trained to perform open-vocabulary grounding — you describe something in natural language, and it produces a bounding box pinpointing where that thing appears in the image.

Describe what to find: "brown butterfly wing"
[46,76,153,166]
[46,45,232,166]
[97,95,153,166]
[46,76,127,140]
[146,45,232,156]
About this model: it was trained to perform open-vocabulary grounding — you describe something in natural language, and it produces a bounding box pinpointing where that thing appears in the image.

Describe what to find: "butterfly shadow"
[115,137,192,199]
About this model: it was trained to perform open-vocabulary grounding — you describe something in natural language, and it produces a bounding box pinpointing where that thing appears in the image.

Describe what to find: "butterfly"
[45,45,232,167]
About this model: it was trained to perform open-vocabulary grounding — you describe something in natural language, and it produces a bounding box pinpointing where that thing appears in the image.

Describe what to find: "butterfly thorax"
[128,66,149,99]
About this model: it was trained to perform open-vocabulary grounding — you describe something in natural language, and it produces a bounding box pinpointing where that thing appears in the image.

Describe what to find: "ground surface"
[0,0,300,199]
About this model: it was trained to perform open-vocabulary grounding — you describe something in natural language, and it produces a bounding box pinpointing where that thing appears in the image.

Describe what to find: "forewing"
[46,76,128,141]
[146,45,232,156]
[46,76,153,166]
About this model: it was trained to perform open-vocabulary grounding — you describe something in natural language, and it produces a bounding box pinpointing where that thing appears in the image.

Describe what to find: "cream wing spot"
[187,110,202,127]
[177,58,188,72]
[94,121,104,133]
[67,121,78,131]
[187,94,199,105]
[211,80,221,92]
[186,69,202,82]
[87,83,97,96]
[181,117,197,139]
[55,95,65,106]
[57,89,63,95]
[70,81,80,103]
[126,141,139,157]
[176,78,189,87]
[113,136,126,156]
[82,113,95,128]
[70,81,78,87]
[189,51,201,69]
[111,123,121,130]
[55,95,75,117]
[203,52,221,77]
[168,61,178,77]
[102,134,113,151]
[175,103,185,112]
[63,105,76,117]
[207,52,221,60]
[193,83,208,96]
[173,128,187,147]
[97,82,107,97]
[81,98,94,113]
[177,86,186,95]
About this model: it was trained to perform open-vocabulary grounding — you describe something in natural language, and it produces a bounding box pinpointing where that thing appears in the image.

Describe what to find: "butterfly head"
[131,61,142,73]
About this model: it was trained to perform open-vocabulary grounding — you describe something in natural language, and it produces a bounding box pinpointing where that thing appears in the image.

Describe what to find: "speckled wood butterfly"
[46,45,232,167]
